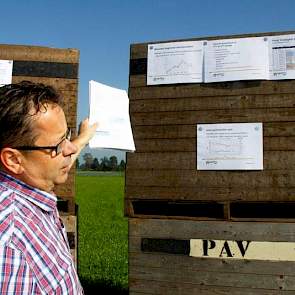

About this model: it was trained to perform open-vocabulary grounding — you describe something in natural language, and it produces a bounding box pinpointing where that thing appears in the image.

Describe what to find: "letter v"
[236,241,251,257]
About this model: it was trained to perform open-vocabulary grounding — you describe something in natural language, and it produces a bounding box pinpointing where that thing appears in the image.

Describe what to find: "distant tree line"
[76,153,125,171]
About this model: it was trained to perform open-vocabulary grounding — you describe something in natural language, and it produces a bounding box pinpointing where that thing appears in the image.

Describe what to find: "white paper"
[197,123,263,170]
[269,34,295,80]
[204,37,269,82]
[147,40,204,85]
[0,60,13,86]
[89,80,135,151]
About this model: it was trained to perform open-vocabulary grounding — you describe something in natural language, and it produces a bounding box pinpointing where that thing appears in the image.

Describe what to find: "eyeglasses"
[14,128,72,157]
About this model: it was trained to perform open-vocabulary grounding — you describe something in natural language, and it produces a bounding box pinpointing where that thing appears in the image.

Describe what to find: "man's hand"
[70,118,98,167]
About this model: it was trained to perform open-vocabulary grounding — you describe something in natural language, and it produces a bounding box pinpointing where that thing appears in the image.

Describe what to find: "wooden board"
[129,218,295,294]
[0,44,79,214]
[60,214,77,269]
[126,31,295,219]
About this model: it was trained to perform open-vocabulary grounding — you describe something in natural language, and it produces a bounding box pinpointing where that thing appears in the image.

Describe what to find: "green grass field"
[75,173,128,294]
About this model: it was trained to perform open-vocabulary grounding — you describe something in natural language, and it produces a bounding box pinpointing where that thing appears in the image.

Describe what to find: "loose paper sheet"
[147,40,204,85]
[89,80,135,151]
[269,34,295,79]
[0,60,13,86]
[197,123,263,170]
[204,37,269,82]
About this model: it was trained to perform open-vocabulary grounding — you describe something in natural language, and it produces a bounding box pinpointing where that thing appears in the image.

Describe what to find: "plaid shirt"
[0,172,83,294]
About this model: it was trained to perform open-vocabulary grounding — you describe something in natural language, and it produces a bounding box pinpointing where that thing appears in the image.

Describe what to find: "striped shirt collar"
[0,171,57,212]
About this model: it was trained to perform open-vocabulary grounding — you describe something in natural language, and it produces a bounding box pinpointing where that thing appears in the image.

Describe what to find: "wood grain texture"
[128,32,295,294]
[129,218,295,293]
[129,31,295,60]
[127,151,295,170]
[129,218,295,241]
[125,186,295,202]
[0,44,79,63]
[131,108,295,126]
[125,169,295,188]
[133,122,295,139]
[12,76,78,91]
[130,280,295,295]
[13,61,78,79]
[129,79,295,95]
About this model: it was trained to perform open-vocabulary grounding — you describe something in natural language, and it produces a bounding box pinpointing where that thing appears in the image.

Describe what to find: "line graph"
[208,138,242,155]
[165,59,193,75]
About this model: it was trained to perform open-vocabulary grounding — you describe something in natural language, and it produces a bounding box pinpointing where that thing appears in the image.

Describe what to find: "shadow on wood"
[80,277,128,295]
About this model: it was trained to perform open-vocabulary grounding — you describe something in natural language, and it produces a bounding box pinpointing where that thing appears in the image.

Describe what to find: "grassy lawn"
[75,173,128,294]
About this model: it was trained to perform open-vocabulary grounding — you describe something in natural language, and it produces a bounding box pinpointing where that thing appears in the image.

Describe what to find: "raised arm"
[70,118,98,168]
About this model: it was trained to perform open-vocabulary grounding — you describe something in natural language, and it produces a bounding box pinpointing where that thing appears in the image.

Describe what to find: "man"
[0,81,97,294]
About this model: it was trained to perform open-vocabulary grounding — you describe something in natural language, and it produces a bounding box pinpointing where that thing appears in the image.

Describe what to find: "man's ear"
[0,148,24,175]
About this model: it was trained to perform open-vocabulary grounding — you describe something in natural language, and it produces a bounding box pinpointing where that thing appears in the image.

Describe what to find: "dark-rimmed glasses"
[13,128,72,157]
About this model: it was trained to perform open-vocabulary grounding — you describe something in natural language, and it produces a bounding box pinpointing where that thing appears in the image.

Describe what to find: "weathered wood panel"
[0,44,79,63]
[132,137,295,152]
[125,186,295,202]
[127,32,295,294]
[130,280,295,295]
[131,108,295,126]
[129,219,295,293]
[12,61,78,79]
[130,266,295,291]
[126,169,295,188]
[133,122,295,139]
[12,76,78,91]
[130,93,295,111]
[60,214,77,268]
[127,151,295,170]
[129,252,295,275]
[130,75,295,90]
[0,44,79,214]
[130,31,295,60]
[129,218,295,241]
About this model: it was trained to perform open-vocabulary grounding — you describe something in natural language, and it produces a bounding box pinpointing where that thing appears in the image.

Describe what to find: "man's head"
[0,81,77,192]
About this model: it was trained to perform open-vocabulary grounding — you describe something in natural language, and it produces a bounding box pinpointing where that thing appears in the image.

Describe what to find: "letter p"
[203,240,216,256]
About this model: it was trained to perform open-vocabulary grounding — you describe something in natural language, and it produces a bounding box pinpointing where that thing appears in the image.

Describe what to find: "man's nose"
[62,139,78,156]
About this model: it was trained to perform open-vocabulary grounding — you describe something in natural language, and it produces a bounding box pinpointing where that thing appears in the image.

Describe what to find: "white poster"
[0,60,13,86]
[197,123,263,170]
[89,80,135,152]
[147,40,204,85]
[204,37,269,82]
[269,34,295,80]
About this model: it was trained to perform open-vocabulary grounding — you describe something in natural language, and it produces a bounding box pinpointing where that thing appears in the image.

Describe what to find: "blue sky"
[1,0,295,160]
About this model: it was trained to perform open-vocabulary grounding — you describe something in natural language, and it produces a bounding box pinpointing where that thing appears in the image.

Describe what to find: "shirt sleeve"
[0,243,36,294]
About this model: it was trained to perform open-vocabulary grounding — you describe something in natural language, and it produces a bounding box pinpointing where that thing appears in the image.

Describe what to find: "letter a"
[219,241,233,257]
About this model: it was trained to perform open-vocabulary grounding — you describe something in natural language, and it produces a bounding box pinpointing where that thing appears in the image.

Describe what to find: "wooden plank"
[125,169,295,188]
[127,151,295,170]
[129,252,295,276]
[132,137,295,152]
[130,278,295,294]
[125,186,295,202]
[128,219,295,241]
[131,108,295,126]
[130,31,295,60]
[130,264,294,291]
[2,45,79,214]
[129,80,295,97]
[130,93,295,111]
[133,122,295,139]
[12,76,78,92]
[13,61,78,79]
[0,45,79,63]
